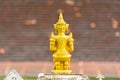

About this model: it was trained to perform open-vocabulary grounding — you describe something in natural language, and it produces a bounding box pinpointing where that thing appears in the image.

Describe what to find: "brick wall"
[0,0,120,61]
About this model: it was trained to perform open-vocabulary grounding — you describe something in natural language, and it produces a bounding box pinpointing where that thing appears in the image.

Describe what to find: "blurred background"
[0,0,120,78]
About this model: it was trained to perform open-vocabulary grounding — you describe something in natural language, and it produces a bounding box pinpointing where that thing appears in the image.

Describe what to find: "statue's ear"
[65,24,69,32]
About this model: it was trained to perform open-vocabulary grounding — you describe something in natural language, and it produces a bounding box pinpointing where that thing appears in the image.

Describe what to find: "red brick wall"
[0,0,120,61]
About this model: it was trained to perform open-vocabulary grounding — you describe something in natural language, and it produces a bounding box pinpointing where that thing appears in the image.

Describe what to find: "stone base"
[38,73,90,80]
[52,70,72,74]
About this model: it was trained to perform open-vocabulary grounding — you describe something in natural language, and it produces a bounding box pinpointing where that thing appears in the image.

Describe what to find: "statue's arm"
[68,32,74,52]
[49,32,56,51]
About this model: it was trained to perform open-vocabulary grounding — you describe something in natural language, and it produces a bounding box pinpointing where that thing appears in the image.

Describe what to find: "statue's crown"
[54,13,69,32]
[55,13,67,25]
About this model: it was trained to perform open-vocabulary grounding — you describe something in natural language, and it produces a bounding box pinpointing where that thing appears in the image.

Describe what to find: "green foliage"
[23,76,37,80]
[0,76,37,80]
[90,77,120,80]
[0,76,4,80]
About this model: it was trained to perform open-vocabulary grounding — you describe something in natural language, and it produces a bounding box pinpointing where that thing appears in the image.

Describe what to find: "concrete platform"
[37,74,90,80]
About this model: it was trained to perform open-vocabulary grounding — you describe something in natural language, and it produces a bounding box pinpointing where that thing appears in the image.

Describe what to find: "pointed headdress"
[54,13,69,32]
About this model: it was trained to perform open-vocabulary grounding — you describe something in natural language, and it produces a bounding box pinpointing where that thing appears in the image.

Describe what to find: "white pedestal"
[38,74,90,80]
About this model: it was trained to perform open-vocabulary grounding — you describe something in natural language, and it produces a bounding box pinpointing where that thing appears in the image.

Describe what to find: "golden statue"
[49,13,74,74]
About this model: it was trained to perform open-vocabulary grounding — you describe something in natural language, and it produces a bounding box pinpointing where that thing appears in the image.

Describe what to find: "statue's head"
[54,13,69,33]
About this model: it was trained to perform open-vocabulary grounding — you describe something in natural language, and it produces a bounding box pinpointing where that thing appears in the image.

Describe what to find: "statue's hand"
[50,32,56,51]
[51,32,55,37]
[68,32,74,52]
